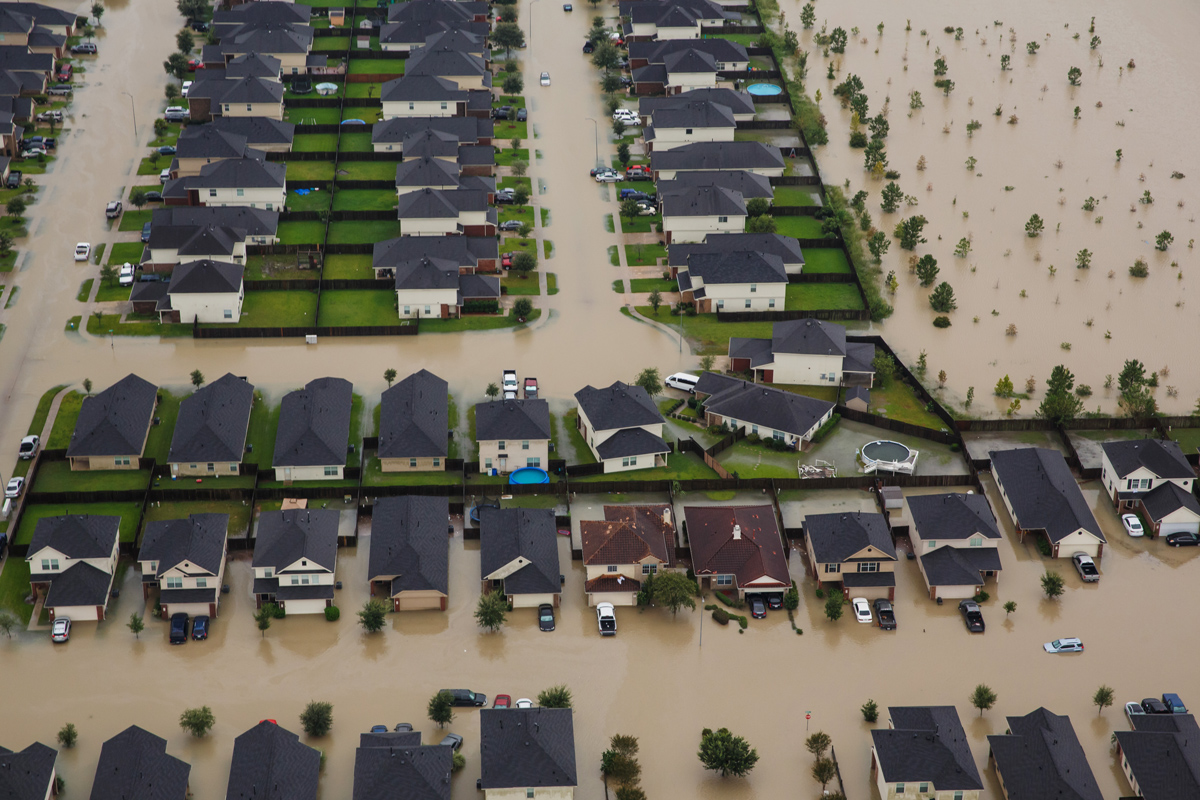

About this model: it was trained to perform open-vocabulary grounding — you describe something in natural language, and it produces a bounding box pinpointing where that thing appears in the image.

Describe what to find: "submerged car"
[596,602,616,636]
[51,617,70,643]
[873,598,896,630]
[1043,637,1084,653]
[492,695,511,709]
[540,71,550,86]
[851,597,872,624]
[192,615,209,640]
[1072,552,1099,582]
[1141,697,1170,714]
[441,689,486,707]
[440,733,464,750]
[73,242,90,262]
[515,698,533,709]
[765,593,784,610]
[749,596,766,619]
[538,603,555,632]
[169,613,189,644]
[1121,514,1144,537]
[1124,701,1146,725]
[959,600,985,633]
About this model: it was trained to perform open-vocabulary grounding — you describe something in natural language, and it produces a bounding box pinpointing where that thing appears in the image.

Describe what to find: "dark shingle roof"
[669,233,804,268]
[684,505,788,586]
[66,374,157,458]
[594,428,669,460]
[804,511,896,563]
[380,73,466,103]
[368,495,450,594]
[581,505,676,567]
[635,40,748,67]
[575,381,663,432]
[253,509,339,572]
[225,52,282,79]
[140,514,229,577]
[396,187,487,218]
[662,185,746,218]
[188,157,285,189]
[702,380,834,440]
[91,725,191,800]
[406,46,487,80]
[396,156,461,188]
[918,546,1002,587]
[658,170,773,199]
[987,708,1103,800]
[168,373,254,464]
[273,377,353,468]
[210,116,295,147]
[727,336,774,368]
[907,493,1001,541]
[28,514,119,560]
[168,259,244,295]
[770,318,847,356]
[651,141,784,173]
[392,256,461,290]
[353,744,452,800]
[373,235,495,271]
[387,0,480,25]
[378,370,448,460]
[0,742,57,800]
[1115,714,1200,800]
[1142,480,1200,522]
[226,721,319,800]
[990,448,1105,544]
[651,99,736,129]
[475,399,551,442]
[479,708,576,789]
[479,507,560,595]
[1102,438,1195,480]
[44,561,114,609]
[639,87,754,117]
[871,706,982,791]
[684,250,785,284]
[176,126,252,159]
[213,2,310,26]
[663,48,719,74]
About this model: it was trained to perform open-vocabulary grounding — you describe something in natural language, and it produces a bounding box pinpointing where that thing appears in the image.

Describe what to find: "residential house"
[380,74,468,118]
[226,721,320,800]
[574,381,668,473]
[685,504,788,599]
[25,514,120,621]
[657,170,773,204]
[0,10,34,49]
[396,187,496,236]
[479,507,560,608]
[620,0,731,41]
[65,373,157,471]
[630,40,749,74]
[252,508,339,613]
[272,377,353,482]
[1113,712,1200,800]
[1100,438,1200,537]
[164,157,286,209]
[155,259,245,324]
[92,727,191,800]
[474,398,551,474]
[211,22,315,74]
[726,319,876,386]
[139,514,229,618]
[480,708,576,800]
[581,505,677,606]
[146,206,279,269]
[395,156,495,194]
[638,87,755,122]
[372,233,498,277]
[380,14,489,53]
[368,495,450,611]
[0,45,53,81]
[661,185,746,244]
[990,448,1107,557]
[225,51,283,79]
[393,256,500,319]
[1,2,79,37]
[212,1,312,29]
[695,374,836,449]
[644,99,736,150]
[187,75,285,121]
[354,731,452,800]
[378,369,449,471]
[668,232,804,277]
[371,113,494,153]
[988,708,1103,800]
[675,249,785,309]
[173,126,262,178]
[0,742,58,800]
[406,45,491,90]
[906,493,1002,601]
[650,141,785,180]
[209,115,295,152]
[804,511,897,600]
[870,706,983,800]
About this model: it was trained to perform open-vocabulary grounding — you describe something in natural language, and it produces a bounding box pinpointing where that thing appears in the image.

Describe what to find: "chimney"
[662,507,672,527]
[732,524,741,540]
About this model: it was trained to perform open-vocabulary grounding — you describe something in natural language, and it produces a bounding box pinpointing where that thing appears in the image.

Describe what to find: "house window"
[953,793,963,800]
[927,540,937,549]
[969,536,983,547]
[207,463,215,472]
[750,284,757,293]
[424,306,431,315]
[718,216,728,223]
[408,102,415,110]
[224,309,233,319]
[302,575,311,585]
[224,104,230,112]
[1126,478,1152,491]
[265,203,272,211]
[324,466,338,476]
[621,456,638,467]
[197,578,208,588]
[264,568,273,578]
[498,441,506,451]
[236,188,245,197]
[432,458,440,467]
[245,104,252,111]
[744,299,751,308]
[716,574,733,586]
[642,564,657,575]
[208,189,217,197]
[716,300,724,310]
[291,576,300,585]
[410,458,418,468]
[608,565,618,573]
[230,464,238,471]
[485,458,493,470]
[919,784,928,793]
[824,563,841,574]
[149,562,158,572]
[117,457,131,466]
[526,457,541,468]
[895,785,904,795]
[768,299,775,308]
[751,425,758,435]
[403,305,410,315]
[526,791,535,799]
[522,440,530,450]
[859,561,878,573]
[440,101,448,110]
[166,577,183,589]
[41,559,59,571]
[773,431,784,442]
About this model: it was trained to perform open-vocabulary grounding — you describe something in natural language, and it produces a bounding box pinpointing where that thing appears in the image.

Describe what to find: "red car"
[493,695,511,709]
[187,58,202,71]
[501,252,513,269]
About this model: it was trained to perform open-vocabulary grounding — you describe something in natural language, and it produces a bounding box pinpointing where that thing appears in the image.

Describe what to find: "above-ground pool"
[316,82,338,96]
[509,467,550,485]
[747,83,783,96]
[470,503,500,523]
[860,440,919,473]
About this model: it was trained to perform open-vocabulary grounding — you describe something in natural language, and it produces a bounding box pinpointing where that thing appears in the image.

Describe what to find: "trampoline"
[860,440,919,474]
[509,467,550,485]
[747,83,783,96]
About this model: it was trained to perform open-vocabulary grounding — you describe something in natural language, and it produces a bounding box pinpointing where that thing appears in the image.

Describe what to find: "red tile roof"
[584,574,640,593]
[684,504,789,588]
[580,505,676,567]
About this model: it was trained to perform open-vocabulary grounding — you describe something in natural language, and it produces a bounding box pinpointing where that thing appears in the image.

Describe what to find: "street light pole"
[585,117,598,166]
[528,0,541,47]
[121,91,137,142]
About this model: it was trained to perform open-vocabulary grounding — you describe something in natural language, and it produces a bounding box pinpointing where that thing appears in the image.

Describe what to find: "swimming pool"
[508,467,550,485]
[747,83,783,96]
[860,440,919,473]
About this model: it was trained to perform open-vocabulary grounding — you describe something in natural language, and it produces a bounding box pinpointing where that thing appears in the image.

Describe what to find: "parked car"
[186,58,201,71]
[6,170,21,189]
[369,725,389,733]
[514,698,533,709]
[499,220,522,231]
[523,377,538,399]
[1121,514,1144,537]
[563,3,572,10]
[169,613,189,644]
[851,597,872,624]
[540,72,550,86]
[582,40,595,54]
[106,201,123,219]
[959,599,985,633]
[138,273,162,283]
[516,108,528,121]
[765,593,784,610]
[1125,701,1145,725]
[51,617,70,643]
[1162,693,1188,714]
[141,222,153,243]
[664,372,699,392]
[189,20,210,32]
[502,369,518,398]
[118,263,135,286]
[42,138,56,151]
[634,203,655,216]
[492,105,513,120]
[160,168,172,183]
[594,170,620,183]
[1043,637,1084,653]
[1072,552,1099,582]
[537,603,555,631]
[441,689,487,707]
[71,42,97,55]
[440,733,464,750]
[625,166,652,181]
[163,106,188,122]
[596,602,616,636]
[873,598,896,630]
[1141,697,1170,714]
[749,595,767,619]
[18,435,39,459]
[157,145,177,156]
[619,189,651,202]
[56,63,72,81]
[494,189,516,204]
[143,191,163,203]
[21,147,46,157]
[492,695,511,708]
[47,84,72,96]
[192,615,209,640]
[1166,532,1200,547]
[500,252,514,269]
[36,110,63,123]
[74,242,90,262]
[5,476,25,499]
[619,76,633,87]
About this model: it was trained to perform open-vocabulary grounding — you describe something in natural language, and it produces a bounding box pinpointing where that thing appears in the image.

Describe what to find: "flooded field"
[785,0,1200,415]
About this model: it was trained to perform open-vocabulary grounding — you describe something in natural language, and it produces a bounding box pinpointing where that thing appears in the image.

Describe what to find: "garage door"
[1160,521,1200,537]
[397,594,442,611]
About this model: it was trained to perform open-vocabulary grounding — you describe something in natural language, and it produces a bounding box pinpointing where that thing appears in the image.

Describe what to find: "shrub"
[324,606,340,622]
[462,300,500,314]
[973,591,990,603]
[712,607,730,625]
[811,413,841,443]
[300,701,334,737]
[1129,259,1149,278]
[848,130,868,148]
[861,699,879,722]
[933,315,951,328]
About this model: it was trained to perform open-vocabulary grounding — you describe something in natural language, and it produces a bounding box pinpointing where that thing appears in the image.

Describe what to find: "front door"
[498,456,507,472]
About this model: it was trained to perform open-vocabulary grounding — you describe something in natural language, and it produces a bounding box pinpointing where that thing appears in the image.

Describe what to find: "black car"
[441,689,487,707]
[169,613,189,644]
[765,592,783,610]
[498,220,522,231]
[873,598,897,630]
[1142,697,1171,714]
[0,532,8,558]
[192,615,209,640]
[538,603,555,631]
[143,191,163,202]
[157,145,176,156]
[516,108,527,122]
[958,600,984,633]
[189,20,210,32]
[494,189,516,204]
[6,170,21,189]
[141,222,152,243]
[583,40,595,53]
[1166,532,1200,547]
[619,76,633,87]
[138,273,161,282]
[42,138,55,151]
[492,105,513,120]
[749,596,766,619]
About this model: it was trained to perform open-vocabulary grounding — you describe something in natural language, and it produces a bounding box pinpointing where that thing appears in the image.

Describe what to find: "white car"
[540,71,550,86]
[1072,552,1099,583]
[4,476,24,498]
[596,602,616,636]
[182,80,193,96]
[18,435,39,459]
[51,617,70,643]
[118,263,135,286]
[665,373,699,392]
[613,110,638,122]
[1124,701,1145,725]
[1121,514,1144,537]
[594,170,620,183]
[73,242,90,262]
[1043,637,1084,653]
[635,203,655,216]
[501,369,518,400]
[851,597,872,624]
[515,698,533,709]
[22,147,47,157]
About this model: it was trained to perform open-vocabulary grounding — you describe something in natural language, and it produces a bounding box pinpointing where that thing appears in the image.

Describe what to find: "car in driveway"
[36,110,63,123]
[118,263,135,286]
[47,83,72,96]
[1043,637,1084,653]
[747,596,766,618]
[143,191,163,203]
[634,203,656,216]
[515,698,533,709]
[440,733,464,750]
[959,599,985,633]
[1125,701,1145,725]
[71,42,97,54]
[594,170,620,183]
[851,597,872,624]
[516,108,527,121]
[6,170,21,189]
[492,105,513,120]
[74,242,90,262]
[540,72,550,86]
[442,689,487,707]
[596,602,616,635]
[51,617,70,643]
[538,603,555,631]
[1166,531,1200,547]
[765,593,783,610]
[492,695,511,709]
[873,598,896,630]
[22,147,46,158]
[1121,514,1144,537]
[157,145,177,156]
[494,189,515,204]
[142,222,153,243]
[169,613,189,644]
[5,476,25,499]
[1163,693,1188,713]
[619,189,652,202]
[499,220,522,231]
[1142,697,1170,714]
[192,615,209,640]
[1072,552,1099,582]
[19,435,39,459]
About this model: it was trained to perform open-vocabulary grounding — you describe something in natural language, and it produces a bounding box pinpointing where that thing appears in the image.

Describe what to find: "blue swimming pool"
[747,83,782,96]
[509,467,550,485]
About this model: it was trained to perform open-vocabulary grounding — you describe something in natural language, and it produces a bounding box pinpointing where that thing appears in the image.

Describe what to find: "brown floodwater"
[784,0,1200,415]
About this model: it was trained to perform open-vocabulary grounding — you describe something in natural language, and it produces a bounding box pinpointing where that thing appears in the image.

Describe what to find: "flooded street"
[785,0,1200,414]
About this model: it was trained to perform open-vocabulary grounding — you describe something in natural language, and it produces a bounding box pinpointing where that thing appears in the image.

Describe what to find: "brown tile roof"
[584,574,640,593]
[580,505,676,567]
[685,505,789,588]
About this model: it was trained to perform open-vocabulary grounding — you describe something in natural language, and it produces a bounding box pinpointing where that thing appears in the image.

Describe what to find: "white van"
[665,372,699,393]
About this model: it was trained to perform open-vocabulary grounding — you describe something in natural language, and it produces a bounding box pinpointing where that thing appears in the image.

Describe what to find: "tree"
[537,685,573,708]
[862,139,888,173]
[163,52,190,82]
[745,197,770,217]
[154,118,170,138]
[616,142,630,166]
[1075,248,1092,269]
[928,282,957,312]
[861,699,879,722]
[894,215,928,250]
[6,196,26,217]
[867,230,890,264]
[1041,571,1065,599]
[648,289,662,314]
[165,82,180,101]
[511,298,534,320]
[475,590,507,631]
[502,72,523,95]
[592,41,620,73]
[812,758,837,791]
[933,56,948,76]
[512,185,530,207]
[868,113,889,141]
[1003,600,1017,616]
[99,263,119,286]
[620,198,640,228]
[179,706,215,737]
[0,610,17,638]
[0,231,13,258]
[428,690,454,728]
[1156,230,1174,251]
[601,734,641,790]
[129,188,149,210]
[83,378,93,395]
[1038,365,1084,425]
[1117,359,1156,418]
[1067,66,1082,86]
[805,731,831,760]
[511,159,528,177]
[611,117,627,139]
[176,29,195,55]
[517,222,533,239]
[800,2,815,27]
[177,0,209,20]
[82,22,94,40]
[190,369,204,389]
[300,701,334,736]
[57,723,77,748]
[91,2,104,24]
[829,26,847,53]
[499,5,518,22]
[745,214,776,234]
[1025,213,1044,237]
[485,382,500,399]
[915,254,939,287]
[602,73,622,95]
[127,612,144,639]
[994,374,1015,398]
[254,604,280,637]
[824,591,844,622]
[651,571,697,616]
[970,685,997,716]
[697,727,758,778]
[880,181,903,213]
[491,22,526,56]
[510,252,536,275]
[1093,685,1115,716]
[358,599,388,633]
[383,368,397,387]
[634,367,662,397]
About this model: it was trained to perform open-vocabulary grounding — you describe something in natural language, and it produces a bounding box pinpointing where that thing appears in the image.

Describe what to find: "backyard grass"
[708,32,763,46]
[233,290,319,327]
[362,458,463,486]
[344,82,384,99]
[245,255,319,281]
[118,209,153,232]
[284,188,332,212]
[143,390,183,463]
[142,500,254,538]
[572,451,717,482]
[313,35,352,51]
[802,248,852,275]
[502,272,540,296]
[293,133,339,152]
[244,394,277,467]
[284,161,336,181]
[716,441,800,479]
[774,215,833,240]
[348,393,365,462]
[771,383,841,403]
[337,131,374,151]
[75,279,92,302]
[284,107,341,125]
[562,409,596,465]
[331,189,396,211]
[784,283,864,310]
[31,461,151,493]
[277,220,327,245]
[1169,427,1200,458]
[15,502,144,545]
[629,278,676,294]
[348,58,405,75]
[316,290,397,326]
[46,391,82,448]
[28,385,68,437]
[625,243,667,266]
[871,379,949,430]
[323,254,375,279]
[772,186,822,207]
[343,108,381,123]
[0,556,33,623]
[337,160,398,180]
[86,313,191,338]
[421,309,540,333]
[327,219,402,243]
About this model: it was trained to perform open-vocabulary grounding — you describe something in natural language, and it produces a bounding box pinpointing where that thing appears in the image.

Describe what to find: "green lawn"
[322,254,374,280]
[802,248,852,275]
[338,161,397,180]
[707,32,762,46]
[316,290,397,326]
[563,409,597,465]
[143,390,182,463]
[284,161,336,181]
[338,131,374,151]
[494,148,529,168]
[293,133,339,152]
[142,500,255,538]
[94,280,130,302]
[15,502,144,545]
[0,556,33,623]
[65,316,81,332]
[46,391,83,448]
[75,279,93,302]
[543,241,553,259]
[493,120,528,141]
[27,385,68,438]
[244,394,277,467]
[31,461,151,493]
[608,245,620,266]
[149,123,183,148]
[313,35,351,51]
[716,440,800,479]
[327,219,402,243]
[348,58,405,75]
[137,157,163,175]
[344,83,384,99]
[233,290,319,327]
[870,379,948,430]
[421,309,540,333]
[118,209,153,232]
[1169,427,1200,458]
[498,176,532,193]
[612,280,625,294]
[540,207,549,226]
[774,215,832,239]
[284,107,342,125]
[625,243,667,266]
[277,220,326,245]
[332,189,396,211]
[86,313,191,338]
[502,272,540,296]
[546,273,558,294]
[629,278,676,294]
[343,108,381,123]
[362,458,462,486]
[784,283,864,310]
[348,393,365,462]
[608,212,660,234]
[499,205,535,225]
[285,188,332,212]
[772,186,822,207]
[572,451,717,482]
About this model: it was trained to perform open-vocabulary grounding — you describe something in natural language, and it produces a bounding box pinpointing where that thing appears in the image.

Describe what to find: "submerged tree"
[697,728,759,778]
